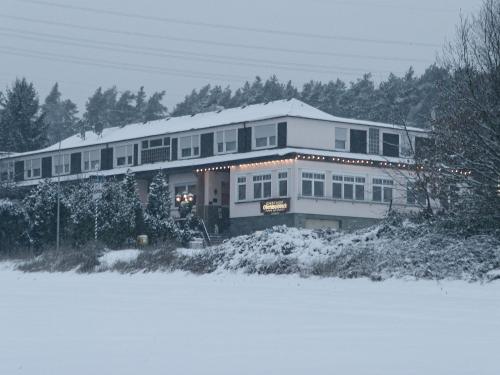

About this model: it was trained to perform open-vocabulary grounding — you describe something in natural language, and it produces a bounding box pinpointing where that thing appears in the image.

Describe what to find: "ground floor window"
[253,174,272,199]
[25,158,41,179]
[302,171,325,197]
[407,181,427,206]
[237,176,247,201]
[372,178,393,202]
[278,171,288,197]
[332,175,365,200]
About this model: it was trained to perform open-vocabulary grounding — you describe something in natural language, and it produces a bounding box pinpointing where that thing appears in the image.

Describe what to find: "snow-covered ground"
[0,269,499,375]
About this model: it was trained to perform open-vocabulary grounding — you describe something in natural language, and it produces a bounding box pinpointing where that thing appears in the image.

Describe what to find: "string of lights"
[194,153,472,175]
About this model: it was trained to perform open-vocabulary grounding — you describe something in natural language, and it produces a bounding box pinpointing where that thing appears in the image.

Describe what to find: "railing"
[141,147,170,164]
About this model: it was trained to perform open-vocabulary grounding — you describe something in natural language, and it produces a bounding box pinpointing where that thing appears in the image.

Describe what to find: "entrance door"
[221,181,230,206]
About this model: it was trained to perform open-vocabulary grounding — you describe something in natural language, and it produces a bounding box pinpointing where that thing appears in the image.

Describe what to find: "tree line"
[0,65,449,153]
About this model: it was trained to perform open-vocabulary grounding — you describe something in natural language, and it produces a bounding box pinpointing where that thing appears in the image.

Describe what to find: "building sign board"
[260,198,290,215]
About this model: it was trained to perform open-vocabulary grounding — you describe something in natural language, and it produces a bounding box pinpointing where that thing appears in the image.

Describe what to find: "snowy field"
[1,267,499,375]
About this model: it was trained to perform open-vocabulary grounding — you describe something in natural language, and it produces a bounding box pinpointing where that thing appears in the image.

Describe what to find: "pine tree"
[115,90,137,126]
[135,86,147,120]
[0,78,47,152]
[143,91,168,122]
[144,171,177,242]
[65,180,97,246]
[42,83,78,144]
[84,86,118,134]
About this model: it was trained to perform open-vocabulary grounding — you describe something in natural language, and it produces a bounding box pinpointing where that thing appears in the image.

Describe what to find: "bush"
[0,199,29,256]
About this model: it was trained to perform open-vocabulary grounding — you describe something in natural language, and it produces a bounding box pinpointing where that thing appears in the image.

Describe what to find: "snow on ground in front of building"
[98,249,140,268]
[0,269,499,375]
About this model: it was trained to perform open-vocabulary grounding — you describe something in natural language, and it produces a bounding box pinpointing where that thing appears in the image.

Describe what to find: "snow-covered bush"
[0,198,29,255]
[144,171,178,243]
[96,173,143,248]
[65,180,97,247]
[23,180,70,250]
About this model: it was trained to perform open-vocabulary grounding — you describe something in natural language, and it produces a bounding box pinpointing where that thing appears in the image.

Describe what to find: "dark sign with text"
[260,198,290,215]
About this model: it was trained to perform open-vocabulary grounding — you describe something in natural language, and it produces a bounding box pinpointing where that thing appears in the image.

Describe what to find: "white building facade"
[0,99,431,235]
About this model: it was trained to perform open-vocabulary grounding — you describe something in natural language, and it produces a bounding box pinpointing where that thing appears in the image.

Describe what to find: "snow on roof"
[13,98,426,158]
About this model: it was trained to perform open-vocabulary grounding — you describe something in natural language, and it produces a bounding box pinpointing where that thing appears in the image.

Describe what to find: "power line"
[0,13,431,64]
[0,46,247,82]
[18,0,441,48]
[0,27,406,76]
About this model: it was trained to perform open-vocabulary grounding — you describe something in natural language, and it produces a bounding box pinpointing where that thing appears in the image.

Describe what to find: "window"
[180,135,200,158]
[407,181,427,206]
[368,128,380,154]
[0,160,14,181]
[83,150,100,171]
[278,171,288,197]
[350,129,367,154]
[53,154,70,175]
[382,133,399,157]
[254,124,277,149]
[415,136,432,159]
[335,127,347,150]
[115,144,134,167]
[372,178,393,203]
[401,134,412,157]
[142,140,149,149]
[174,184,196,207]
[253,174,272,199]
[25,158,41,179]
[332,175,365,200]
[237,176,247,201]
[216,129,237,154]
[150,138,163,148]
[302,172,325,197]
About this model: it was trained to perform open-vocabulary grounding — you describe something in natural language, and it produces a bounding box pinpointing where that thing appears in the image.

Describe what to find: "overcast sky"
[0,0,484,112]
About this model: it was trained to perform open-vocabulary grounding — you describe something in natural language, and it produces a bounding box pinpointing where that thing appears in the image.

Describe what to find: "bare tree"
[428,0,500,233]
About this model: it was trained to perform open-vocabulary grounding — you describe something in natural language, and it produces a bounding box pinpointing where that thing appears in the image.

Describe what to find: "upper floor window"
[0,160,14,181]
[382,133,399,157]
[278,171,288,197]
[254,124,276,149]
[372,178,393,203]
[180,135,200,158]
[368,128,380,154]
[253,174,272,199]
[116,144,134,167]
[53,154,70,175]
[25,158,41,179]
[302,171,325,197]
[83,150,100,171]
[335,127,347,150]
[216,129,237,154]
[332,175,365,200]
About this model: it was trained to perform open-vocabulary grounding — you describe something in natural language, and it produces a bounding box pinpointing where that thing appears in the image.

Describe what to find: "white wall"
[230,159,428,219]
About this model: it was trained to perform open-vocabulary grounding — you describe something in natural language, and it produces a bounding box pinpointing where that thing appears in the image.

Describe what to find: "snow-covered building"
[0,99,430,234]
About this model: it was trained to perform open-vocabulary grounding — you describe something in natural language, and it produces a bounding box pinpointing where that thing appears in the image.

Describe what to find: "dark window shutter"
[133,144,139,166]
[200,132,214,157]
[382,133,400,157]
[277,122,287,148]
[238,127,252,152]
[238,128,246,152]
[171,138,178,160]
[70,152,81,174]
[350,129,367,154]
[101,148,113,170]
[245,127,252,151]
[42,157,52,178]
[14,160,24,181]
